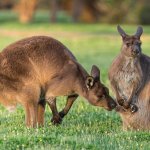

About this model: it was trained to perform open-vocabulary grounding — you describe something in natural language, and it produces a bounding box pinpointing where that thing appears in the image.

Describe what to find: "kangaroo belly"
[115,60,141,100]
[0,93,17,111]
[116,71,137,99]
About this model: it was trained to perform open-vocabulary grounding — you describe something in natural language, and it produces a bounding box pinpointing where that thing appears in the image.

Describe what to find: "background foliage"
[0,0,150,24]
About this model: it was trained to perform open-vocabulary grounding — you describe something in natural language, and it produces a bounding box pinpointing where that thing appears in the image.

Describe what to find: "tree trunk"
[50,0,59,22]
[18,0,37,23]
[72,0,84,22]
[63,0,101,23]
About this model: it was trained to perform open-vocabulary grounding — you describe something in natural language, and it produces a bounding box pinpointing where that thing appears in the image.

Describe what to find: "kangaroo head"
[117,25,143,58]
[85,65,116,111]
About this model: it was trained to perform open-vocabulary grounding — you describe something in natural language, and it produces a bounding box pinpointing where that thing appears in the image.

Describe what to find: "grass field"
[0,11,150,150]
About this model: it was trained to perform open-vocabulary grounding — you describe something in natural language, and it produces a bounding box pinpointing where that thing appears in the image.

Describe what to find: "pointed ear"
[135,26,143,39]
[85,76,94,90]
[117,25,127,39]
[91,65,100,81]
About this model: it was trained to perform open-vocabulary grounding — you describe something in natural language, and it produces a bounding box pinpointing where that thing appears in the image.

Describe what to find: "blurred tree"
[139,0,150,24]
[62,0,102,22]
[98,0,130,23]
[0,0,14,9]
[50,0,62,22]
[50,0,58,22]
[72,0,84,22]
[124,0,142,24]
[17,0,37,23]
[1,0,150,24]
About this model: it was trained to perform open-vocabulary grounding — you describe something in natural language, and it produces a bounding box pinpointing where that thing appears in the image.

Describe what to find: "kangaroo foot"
[59,111,66,119]
[51,114,62,125]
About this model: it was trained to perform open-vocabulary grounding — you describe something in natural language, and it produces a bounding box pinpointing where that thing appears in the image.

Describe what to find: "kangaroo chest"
[115,59,140,99]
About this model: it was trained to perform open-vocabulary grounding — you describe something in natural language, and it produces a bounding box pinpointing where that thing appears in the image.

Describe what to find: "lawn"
[0,11,150,150]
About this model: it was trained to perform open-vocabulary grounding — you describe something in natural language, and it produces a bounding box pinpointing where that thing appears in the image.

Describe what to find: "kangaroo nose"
[110,102,117,109]
[133,49,139,54]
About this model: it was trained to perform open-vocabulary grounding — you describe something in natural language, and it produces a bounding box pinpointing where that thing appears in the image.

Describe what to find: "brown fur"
[109,26,150,130]
[0,36,116,127]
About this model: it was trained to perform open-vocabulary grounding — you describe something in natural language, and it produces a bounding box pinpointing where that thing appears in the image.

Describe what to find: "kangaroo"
[109,25,150,130]
[0,36,116,127]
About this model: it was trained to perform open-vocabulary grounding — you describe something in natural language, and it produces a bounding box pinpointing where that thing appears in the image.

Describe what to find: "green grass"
[0,10,150,150]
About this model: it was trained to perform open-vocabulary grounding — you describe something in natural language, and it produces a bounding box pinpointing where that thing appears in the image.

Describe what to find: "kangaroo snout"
[110,101,117,109]
[132,44,140,56]
[132,48,140,55]
[105,97,117,111]
[108,99,117,110]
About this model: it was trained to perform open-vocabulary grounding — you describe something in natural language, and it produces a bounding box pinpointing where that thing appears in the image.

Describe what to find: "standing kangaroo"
[109,26,150,130]
[0,36,116,127]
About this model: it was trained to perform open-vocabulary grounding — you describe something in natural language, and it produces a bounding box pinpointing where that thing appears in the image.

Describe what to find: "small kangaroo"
[0,36,116,127]
[109,26,150,130]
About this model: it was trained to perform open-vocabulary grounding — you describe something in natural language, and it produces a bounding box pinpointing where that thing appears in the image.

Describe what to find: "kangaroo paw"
[122,101,130,109]
[130,104,138,113]
[118,99,125,106]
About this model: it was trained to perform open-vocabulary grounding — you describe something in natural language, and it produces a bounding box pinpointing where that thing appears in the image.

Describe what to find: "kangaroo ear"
[85,76,94,90]
[117,25,127,39]
[91,65,100,81]
[135,26,143,39]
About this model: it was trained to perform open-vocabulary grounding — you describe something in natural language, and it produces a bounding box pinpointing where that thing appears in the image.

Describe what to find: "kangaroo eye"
[126,42,131,47]
[101,95,105,99]
[98,95,105,99]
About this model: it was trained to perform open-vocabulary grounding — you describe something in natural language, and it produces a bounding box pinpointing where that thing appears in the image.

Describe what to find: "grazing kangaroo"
[0,36,116,127]
[109,25,150,130]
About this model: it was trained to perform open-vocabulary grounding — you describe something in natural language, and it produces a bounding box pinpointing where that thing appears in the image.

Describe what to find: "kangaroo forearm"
[127,81,140,105]
[111,80,122,101]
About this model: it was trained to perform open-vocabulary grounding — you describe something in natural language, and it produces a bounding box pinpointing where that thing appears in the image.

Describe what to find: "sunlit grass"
[0,10,150,150]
